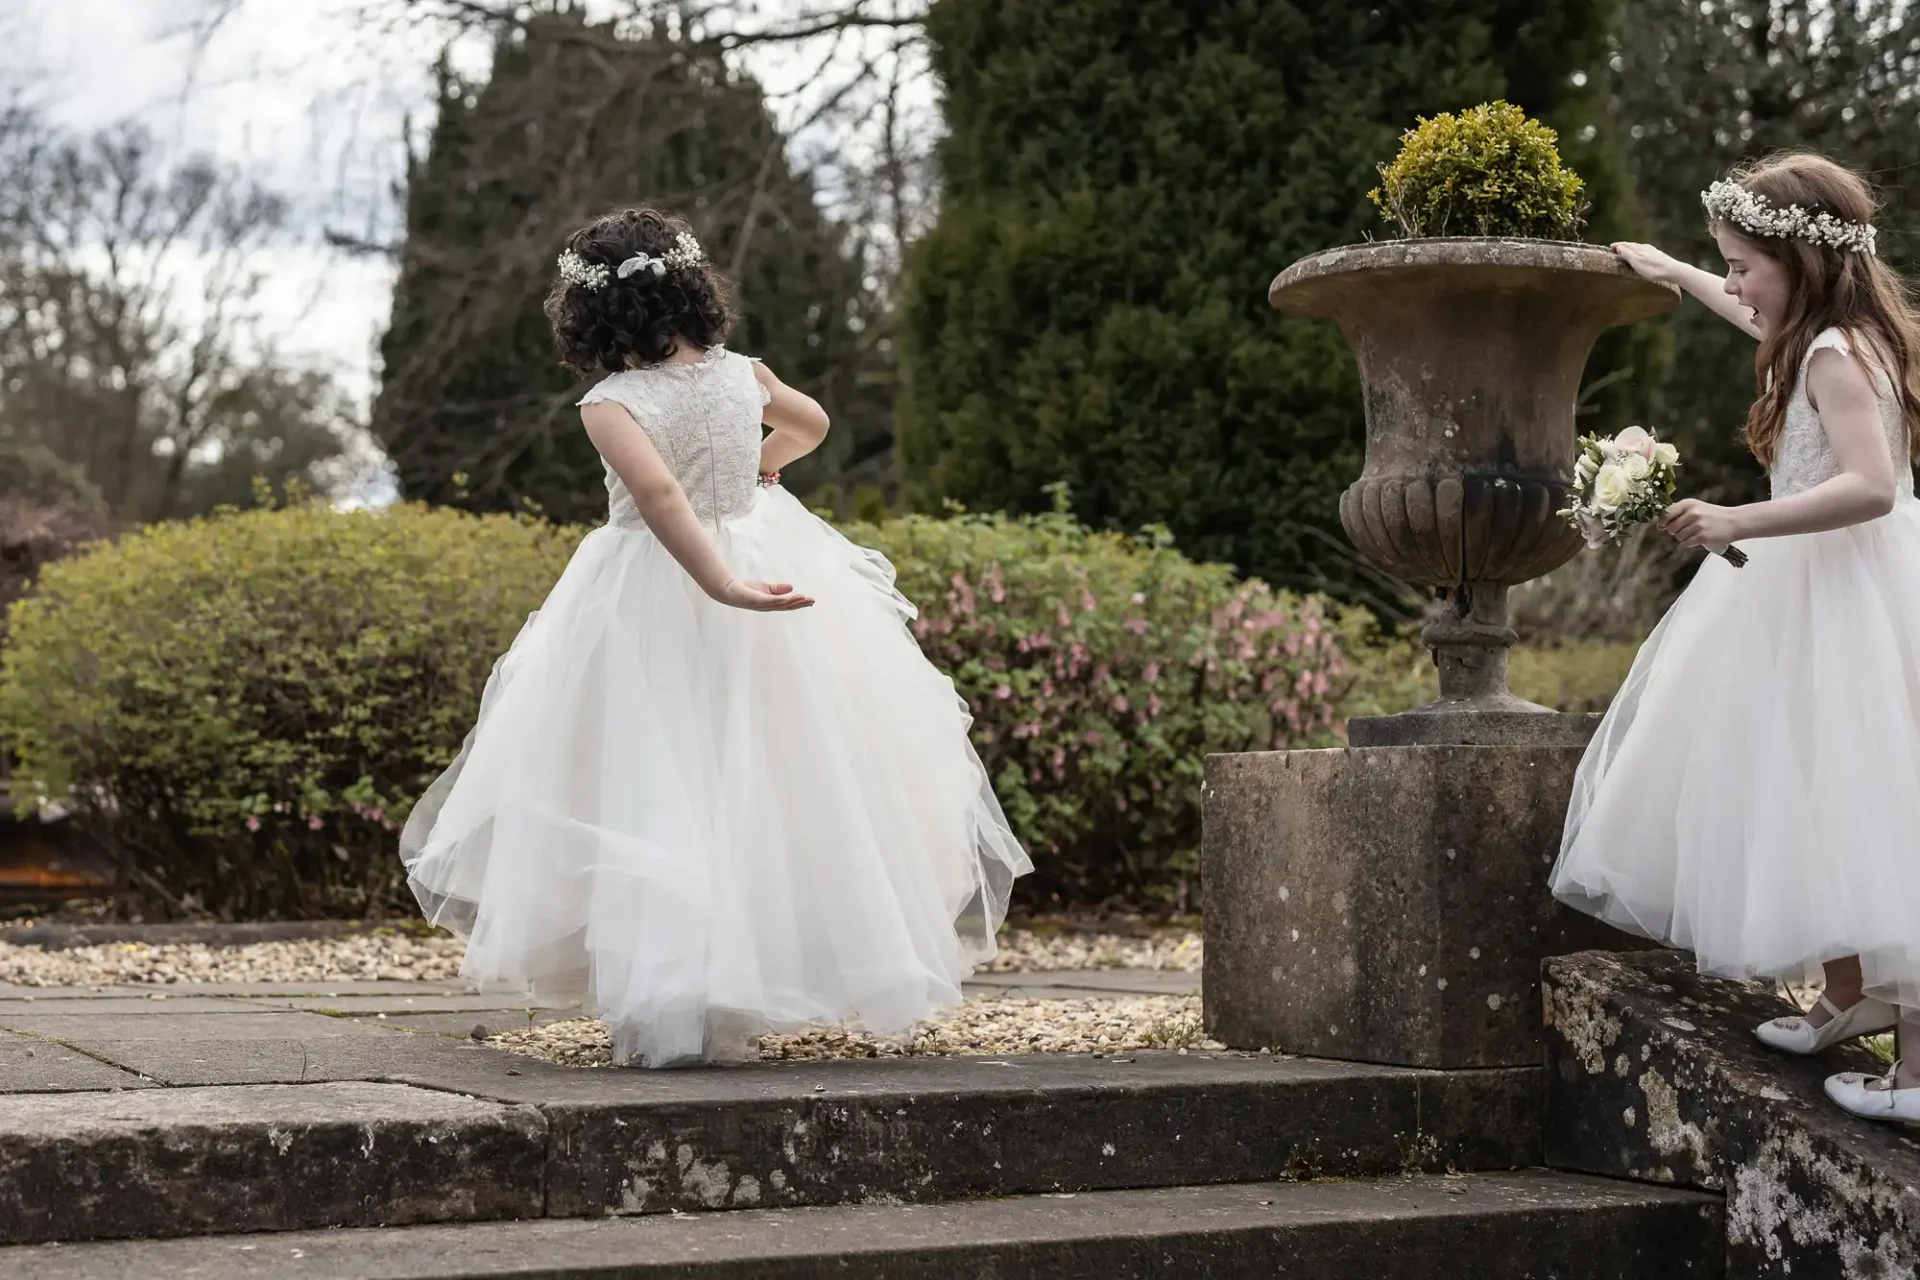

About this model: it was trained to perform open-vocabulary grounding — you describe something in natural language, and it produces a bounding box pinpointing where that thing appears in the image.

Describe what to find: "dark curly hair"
[544,207,736,374]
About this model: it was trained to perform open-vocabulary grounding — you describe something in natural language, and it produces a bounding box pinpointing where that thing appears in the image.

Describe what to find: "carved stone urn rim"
[1269,236,1678,318]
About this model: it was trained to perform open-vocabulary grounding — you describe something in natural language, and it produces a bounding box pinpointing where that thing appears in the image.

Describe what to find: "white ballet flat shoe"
[1826,1062,1920,1122]
[1755,994,1898,1055]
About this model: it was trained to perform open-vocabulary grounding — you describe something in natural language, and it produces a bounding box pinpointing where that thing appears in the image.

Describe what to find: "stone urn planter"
[1269,237,1678,746]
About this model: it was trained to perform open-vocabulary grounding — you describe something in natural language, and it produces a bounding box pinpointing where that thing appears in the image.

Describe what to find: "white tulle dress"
[400,346,1031,1066]
[1554,327,1920,1007]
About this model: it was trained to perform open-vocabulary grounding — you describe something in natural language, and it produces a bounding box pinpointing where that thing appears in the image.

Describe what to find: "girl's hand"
[717,579,815,612]
[1610,242,1683,289]
[1661,499,1743,551]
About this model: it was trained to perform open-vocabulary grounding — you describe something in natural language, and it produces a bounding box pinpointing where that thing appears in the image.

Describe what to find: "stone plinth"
[1203,744,1637,1069]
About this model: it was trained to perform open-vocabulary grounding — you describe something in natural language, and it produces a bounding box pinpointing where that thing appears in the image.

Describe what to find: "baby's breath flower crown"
[556,230,708,293]
[1701,180,1877,256]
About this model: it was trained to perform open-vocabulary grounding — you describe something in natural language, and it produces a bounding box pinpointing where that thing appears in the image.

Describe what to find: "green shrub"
[1370,101,1586,240]
[850,501,1347,910]
[4,499,1345,918]
[0,503,579,919]
[1508,642,1640,713]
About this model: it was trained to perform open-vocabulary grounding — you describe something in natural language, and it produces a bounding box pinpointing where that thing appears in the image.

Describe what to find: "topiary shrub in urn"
[1272,102,1677,745]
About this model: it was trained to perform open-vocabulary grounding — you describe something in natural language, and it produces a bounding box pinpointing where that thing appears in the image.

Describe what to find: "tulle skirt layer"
[1554,499,1920,1007]
[400,488,1031,1066]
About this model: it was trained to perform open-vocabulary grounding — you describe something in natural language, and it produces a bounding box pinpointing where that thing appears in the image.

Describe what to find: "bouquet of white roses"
[1561,425,1747,566]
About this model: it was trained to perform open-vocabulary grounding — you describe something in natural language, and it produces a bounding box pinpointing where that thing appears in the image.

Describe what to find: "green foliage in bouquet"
[1370,101,1587,240]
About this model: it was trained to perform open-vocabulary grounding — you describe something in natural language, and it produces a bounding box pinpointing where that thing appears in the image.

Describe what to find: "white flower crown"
[556,231,707,291]
[1701,180,1877,255]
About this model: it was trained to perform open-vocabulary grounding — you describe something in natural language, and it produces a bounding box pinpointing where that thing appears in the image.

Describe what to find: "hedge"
[1,501,1345,918]
[0,503,577,918]
[851,504,1346,909]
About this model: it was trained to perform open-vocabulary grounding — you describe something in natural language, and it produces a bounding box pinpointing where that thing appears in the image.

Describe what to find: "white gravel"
[489,994,1221,1068]
[986,926,1201,973]
[0,925,1201,988]
[0,932,466,987]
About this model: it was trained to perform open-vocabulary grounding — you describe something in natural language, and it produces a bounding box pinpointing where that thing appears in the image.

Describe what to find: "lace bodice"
[577,346,771,528]
[1770,327,1913,500]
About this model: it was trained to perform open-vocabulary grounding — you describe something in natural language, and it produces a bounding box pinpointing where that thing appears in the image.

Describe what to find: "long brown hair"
[1707,153,1920,466]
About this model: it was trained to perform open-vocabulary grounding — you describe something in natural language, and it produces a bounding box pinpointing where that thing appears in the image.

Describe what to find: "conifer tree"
[375,8,883,521]
[899,0,1640,592]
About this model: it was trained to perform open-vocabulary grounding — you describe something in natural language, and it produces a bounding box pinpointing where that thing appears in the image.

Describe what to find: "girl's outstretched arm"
[1664,347,1898,548]
[582,399,813,611]
[754,361,830,475]
[1612,242,1764,340]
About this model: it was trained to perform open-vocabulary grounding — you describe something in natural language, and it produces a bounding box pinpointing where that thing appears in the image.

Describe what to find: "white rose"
[1653,441,1680,467]
[1592,463,1631,510]
[1621,452,1651,482]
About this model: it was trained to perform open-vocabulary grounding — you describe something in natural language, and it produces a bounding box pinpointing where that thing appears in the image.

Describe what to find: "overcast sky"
[3,0,930,413]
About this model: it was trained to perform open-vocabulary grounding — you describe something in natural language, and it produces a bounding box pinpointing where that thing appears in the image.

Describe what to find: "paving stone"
[0,1172,1724,1279]
[0,1080,546,1245]
[0,1010,394,1042]
[0,996,268,1016]
[55,1027,527,1086]
[366,1011,581,1039]
[963,969,1200,997]
[248,993,581,1015]
[0,1031,152,1093]
[1545,949,1920,1278]
[144,980,478,998]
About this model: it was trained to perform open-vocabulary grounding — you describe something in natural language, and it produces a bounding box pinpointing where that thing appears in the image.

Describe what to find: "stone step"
[1544,949,1920,1278]
[1,1171,1724,1279]
[0,1050,1541,1246]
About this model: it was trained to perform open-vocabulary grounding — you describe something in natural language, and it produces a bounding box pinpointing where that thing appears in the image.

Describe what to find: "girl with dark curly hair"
[400,207,1030,1068]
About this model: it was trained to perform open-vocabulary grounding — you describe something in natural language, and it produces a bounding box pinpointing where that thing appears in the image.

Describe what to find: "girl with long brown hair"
[1553,154,1920,1120]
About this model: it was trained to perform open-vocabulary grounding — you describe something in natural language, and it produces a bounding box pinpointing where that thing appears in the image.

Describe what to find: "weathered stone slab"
[476,1051,1542,1216]
[246,992,579,1015]
[359,1011,580,1039]
[142,980,477,997]
[0,1030,152,1093]
[0,1010,395,1040]
[0,1172,1723,1279]
[1545,949,1920,1278]
[48,1027,524,1086]
[1204,745,1641,1068]
[0,995,272,1016]
[963,969,1200,997]
[0,1080,546,1244]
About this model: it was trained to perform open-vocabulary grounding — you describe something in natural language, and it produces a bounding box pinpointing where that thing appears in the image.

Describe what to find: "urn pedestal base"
[1202,742,1642,1069]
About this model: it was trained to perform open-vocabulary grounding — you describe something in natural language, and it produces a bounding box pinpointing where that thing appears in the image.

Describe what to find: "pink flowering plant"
[851,497,1347,909]
[0,501,577,919]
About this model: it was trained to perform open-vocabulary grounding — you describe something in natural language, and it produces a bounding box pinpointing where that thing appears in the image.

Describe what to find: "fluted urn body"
[1270,239,1678,744]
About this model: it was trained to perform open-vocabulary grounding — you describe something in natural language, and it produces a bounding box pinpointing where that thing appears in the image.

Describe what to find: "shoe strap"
[1813,993,1845,1020]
